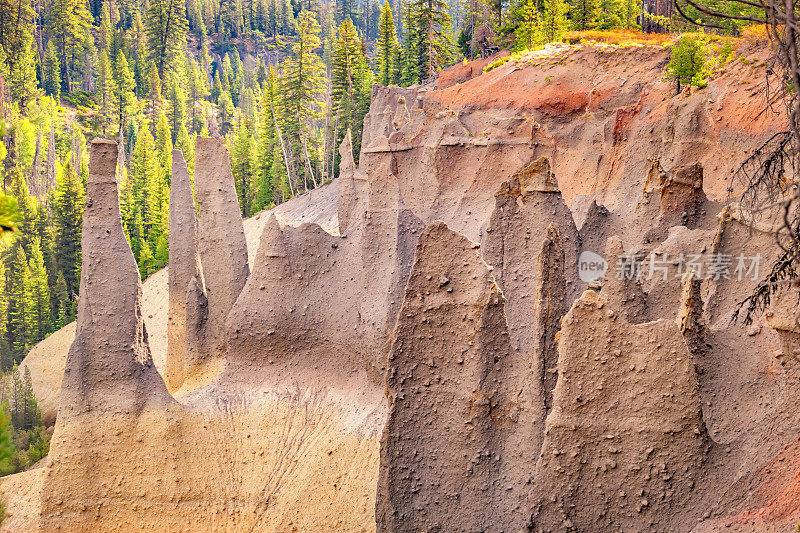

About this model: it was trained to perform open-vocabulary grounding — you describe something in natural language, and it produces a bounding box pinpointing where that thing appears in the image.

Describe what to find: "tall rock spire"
[166,149,200,391]
[191,137,249,361]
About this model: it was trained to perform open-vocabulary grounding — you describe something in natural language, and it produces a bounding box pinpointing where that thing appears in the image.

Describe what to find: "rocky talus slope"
[4,42,800,532]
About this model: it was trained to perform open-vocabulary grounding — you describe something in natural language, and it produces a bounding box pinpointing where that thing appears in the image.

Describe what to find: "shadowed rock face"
[57,139,174,417]
[377,222,538,532]
[166,150,199,391]
[193,137,249,361]
[600,235,649,324]
[337,129,369,234]
[530,290,708,531]
[40,139,177,530]
[482,156,581,357]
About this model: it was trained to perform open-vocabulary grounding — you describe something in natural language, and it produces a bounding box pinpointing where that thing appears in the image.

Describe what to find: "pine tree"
[256,66,281,210]
[231,118,256,217]
[145,0,188,79]
[331,18,373,166]
[515,0,544,51]
[376,2,399,86]
[53,272,71,324]
[43,41,62,100]
[52,160,84,300]
[27,238,51,344]
[6,246,32,363]
[47,0,92,93]
[167,75,187,142]
[540,0,569,42]
[218,90,236,135]
[21,367,41,430]
[96,50,114,133]
[112,51,137,132]
[280,10,326,190]
[0,0,36,107]
[5,32,39,110]
[409,0,452,81]
[570,0,600,30]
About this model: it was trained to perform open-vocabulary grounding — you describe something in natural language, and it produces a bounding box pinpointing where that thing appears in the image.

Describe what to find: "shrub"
[483,55,513,73]
[665,35,710,92]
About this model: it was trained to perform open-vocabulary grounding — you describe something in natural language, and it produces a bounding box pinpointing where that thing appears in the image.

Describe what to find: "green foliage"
[52,161,84,300]
[570,0,600,31]
[484,55,512,72]
[541,0,570,42]
[0,194,20,249]
[331,18,373,167]
[666,34,710,92]
[112,52,138,131]
[514,0,544,51]
[146,0,189,78]
[376,2,400,86]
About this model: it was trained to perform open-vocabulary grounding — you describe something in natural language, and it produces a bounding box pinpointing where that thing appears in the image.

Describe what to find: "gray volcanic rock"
[40,139,177,529]
[166,149,200,391]
[57,139,174,417]
[337,129,369,234]
[482,156,581,356]
[530,289,708,531]
[377,222,536,532]
[535,222,568,412]
[600,235,649,324]
[193,137,249,360]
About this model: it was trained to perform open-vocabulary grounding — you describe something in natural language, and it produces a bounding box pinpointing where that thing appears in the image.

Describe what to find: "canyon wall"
[7,42,800,532]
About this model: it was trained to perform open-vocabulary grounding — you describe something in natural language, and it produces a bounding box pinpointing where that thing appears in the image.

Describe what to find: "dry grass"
[563,29,675,46]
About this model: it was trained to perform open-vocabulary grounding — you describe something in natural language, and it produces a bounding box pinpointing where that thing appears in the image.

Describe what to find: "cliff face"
[7,42,800,532]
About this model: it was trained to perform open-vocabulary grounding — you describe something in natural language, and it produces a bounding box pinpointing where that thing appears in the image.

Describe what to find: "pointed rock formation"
[166,149,200,391]
[482,156,581,357]
[192,136,249,360]
[377,222,536,532]
[337,129,369,234]
[225,214,366,376]
[57,139,173,416]
[530,289,708,531]
[535,223,568,412]
[40,139,176,530]
[660,163,706,223]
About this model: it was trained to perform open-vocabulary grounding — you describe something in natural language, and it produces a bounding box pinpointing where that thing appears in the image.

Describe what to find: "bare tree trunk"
[271,106,295,197]
[297,110,317,189]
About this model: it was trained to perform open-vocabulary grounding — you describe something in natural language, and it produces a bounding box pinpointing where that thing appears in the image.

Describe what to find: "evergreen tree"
[6,246,32,363]
[541,0,569,42]
[27,238,51,344]
[43,41,62,100]
[570,0,600,30]
[47,0,92,93]
[515,0,544,51]
[5,33,39,109]
[146,0,188,78]
[112,51,137,132]
[409,0,452,81]
[280,10,326,190]
[376,1,399,86]
[331,18,372,166]
[167,75,187,142]
[218,90,236,135]
[96,50,114,133]
[230,118,256,217]
[52,160,84,300]
[0,0,36,107]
